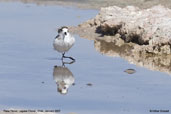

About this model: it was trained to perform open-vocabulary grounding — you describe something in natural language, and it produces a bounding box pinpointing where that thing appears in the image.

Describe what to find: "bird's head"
[58,26,69,37]
[57,81,69,95]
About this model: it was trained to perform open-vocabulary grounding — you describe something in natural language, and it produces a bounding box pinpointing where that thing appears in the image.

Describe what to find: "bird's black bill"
[55,35,59,39]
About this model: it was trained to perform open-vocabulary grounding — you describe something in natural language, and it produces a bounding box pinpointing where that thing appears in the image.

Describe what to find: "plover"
[53,26,75,61]
[53,65,75,95]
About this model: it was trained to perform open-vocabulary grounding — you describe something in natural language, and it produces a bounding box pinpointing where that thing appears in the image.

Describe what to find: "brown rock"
[71,5,171,55]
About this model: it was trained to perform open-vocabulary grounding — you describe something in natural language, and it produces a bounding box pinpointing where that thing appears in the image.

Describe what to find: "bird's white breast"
[53,66,75,85]
[53,34,75,53]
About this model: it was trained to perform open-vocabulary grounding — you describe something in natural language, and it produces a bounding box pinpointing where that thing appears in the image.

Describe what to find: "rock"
[124,69,136,74]
[2,0,171,10]
[86,83,93,86]
[70,5,171,55]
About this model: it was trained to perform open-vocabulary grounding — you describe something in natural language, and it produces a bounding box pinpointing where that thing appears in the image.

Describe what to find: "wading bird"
[53,26,75,61]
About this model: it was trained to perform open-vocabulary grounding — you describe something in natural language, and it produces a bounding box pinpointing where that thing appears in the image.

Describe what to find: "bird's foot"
[63,55,75,61]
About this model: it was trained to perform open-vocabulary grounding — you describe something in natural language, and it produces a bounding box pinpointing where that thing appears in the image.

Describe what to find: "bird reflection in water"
[53,60,75,95]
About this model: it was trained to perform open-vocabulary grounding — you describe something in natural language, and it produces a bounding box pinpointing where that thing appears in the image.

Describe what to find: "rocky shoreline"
[94,39,171,74]
[1,0,171,9]
[70,5,171,55]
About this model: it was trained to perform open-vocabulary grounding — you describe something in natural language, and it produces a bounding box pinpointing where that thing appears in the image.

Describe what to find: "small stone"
[86,83,93,86]
[124,69,136,74]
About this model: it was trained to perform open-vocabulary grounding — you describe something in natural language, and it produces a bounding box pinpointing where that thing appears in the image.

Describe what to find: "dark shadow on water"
[46,56,76,65]
[53,60,75,95]
[62,60,75,67]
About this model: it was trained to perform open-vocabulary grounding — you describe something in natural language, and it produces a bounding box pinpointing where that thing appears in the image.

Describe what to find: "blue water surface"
[0,2,171,114]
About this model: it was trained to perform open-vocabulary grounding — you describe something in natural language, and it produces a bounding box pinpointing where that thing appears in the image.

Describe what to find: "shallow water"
[0,2,171,114]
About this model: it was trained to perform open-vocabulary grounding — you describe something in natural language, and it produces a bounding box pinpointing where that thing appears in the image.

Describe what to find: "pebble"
[86,83,93,86]
[124,69,136,74]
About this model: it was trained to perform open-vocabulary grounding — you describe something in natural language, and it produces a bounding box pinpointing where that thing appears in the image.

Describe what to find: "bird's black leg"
[62,61,65,67]
[61,52,65,60]
[62,60,75,67]
[63,55,75,61]
[62,52,75,61]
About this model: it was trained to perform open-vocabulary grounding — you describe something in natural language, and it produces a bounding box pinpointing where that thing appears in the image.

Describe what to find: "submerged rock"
[86,83,93,86]
[124,69,136,74]
[70,5,171,55]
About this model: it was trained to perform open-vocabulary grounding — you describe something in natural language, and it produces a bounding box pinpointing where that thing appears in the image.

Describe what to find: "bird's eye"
[64,32,67,35]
